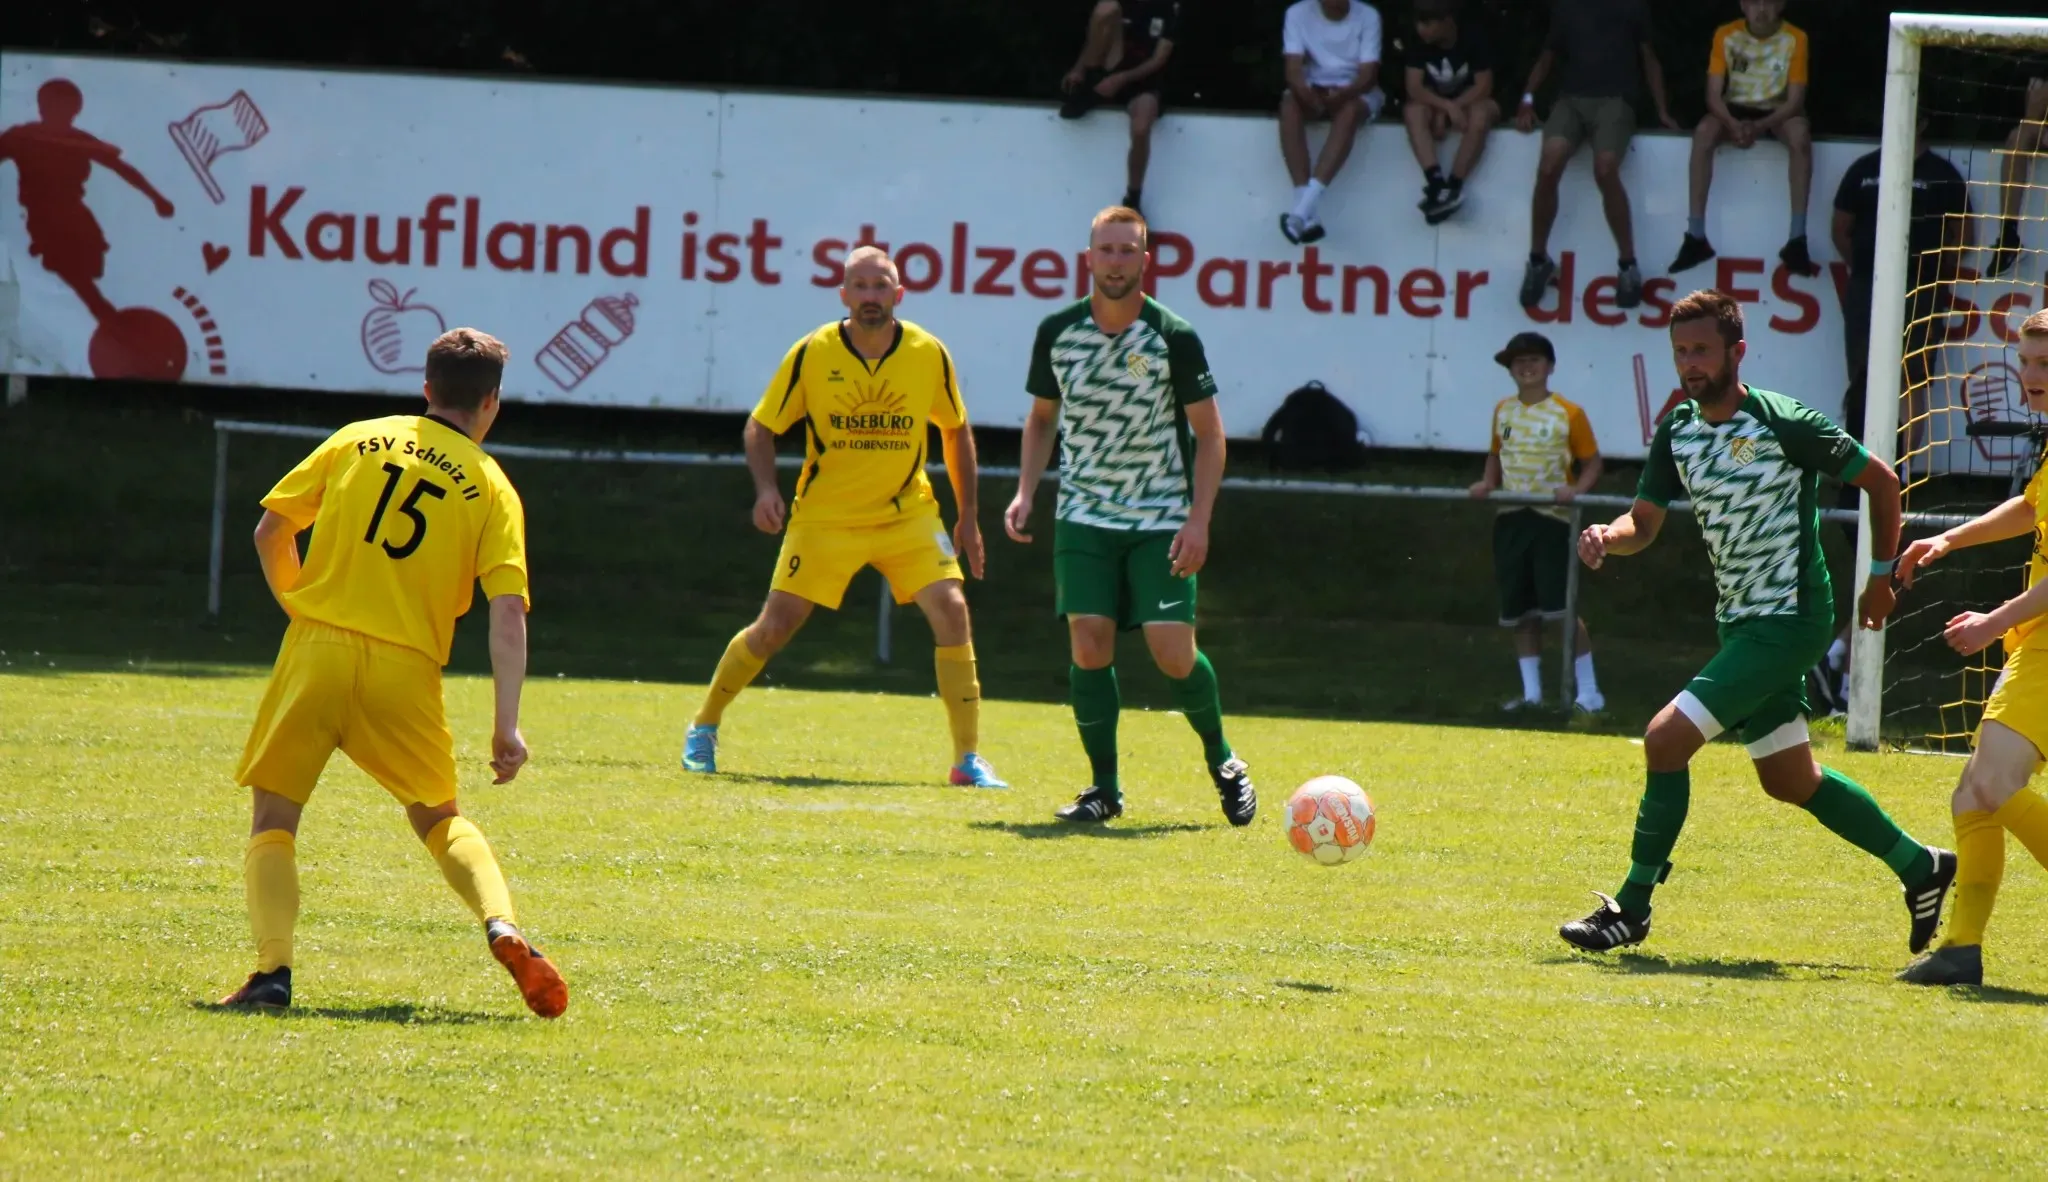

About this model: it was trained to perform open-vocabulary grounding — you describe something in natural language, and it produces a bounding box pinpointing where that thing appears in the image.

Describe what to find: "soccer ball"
[1285,776,1376,866]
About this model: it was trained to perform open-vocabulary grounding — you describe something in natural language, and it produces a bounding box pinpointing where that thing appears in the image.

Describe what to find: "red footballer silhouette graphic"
[361,279,446,374]
[0,78,187,380]
[537,293,640,391]
[167,90,269,205]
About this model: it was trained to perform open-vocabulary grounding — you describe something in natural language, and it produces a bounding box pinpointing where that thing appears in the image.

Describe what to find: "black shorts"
[1089,67,1164,110]
[1726,103,1777,122]
[1494,509,1572,625]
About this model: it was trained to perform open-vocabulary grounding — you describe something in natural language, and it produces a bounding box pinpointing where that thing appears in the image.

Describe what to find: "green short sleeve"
[1637,413,1683,507]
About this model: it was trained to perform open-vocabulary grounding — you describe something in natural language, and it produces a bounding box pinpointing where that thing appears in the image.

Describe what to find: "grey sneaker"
[1616,261,1645,309]
[1897,942,1983,986]
[1519,255,1558,308]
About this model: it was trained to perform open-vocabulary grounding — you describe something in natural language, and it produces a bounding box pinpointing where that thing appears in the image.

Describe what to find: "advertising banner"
[1,52,2039,460]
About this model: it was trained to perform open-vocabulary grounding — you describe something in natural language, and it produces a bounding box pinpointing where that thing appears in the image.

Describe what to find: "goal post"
[1850,13,2048,751]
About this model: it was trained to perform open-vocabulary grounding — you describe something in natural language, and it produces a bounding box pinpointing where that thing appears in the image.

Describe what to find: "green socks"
[1804,767,1936,886]
[1070,664,1121,793]
[1616,769,1689,917]
[1169,652,1234,767]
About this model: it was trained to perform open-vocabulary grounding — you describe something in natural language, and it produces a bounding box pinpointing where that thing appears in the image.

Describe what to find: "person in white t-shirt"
[1279,0,1385,244]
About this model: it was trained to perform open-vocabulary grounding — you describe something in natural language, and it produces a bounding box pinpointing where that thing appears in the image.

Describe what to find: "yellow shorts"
[770,511,962,610]
[1982,643,2048,760]
[235,618,457,807]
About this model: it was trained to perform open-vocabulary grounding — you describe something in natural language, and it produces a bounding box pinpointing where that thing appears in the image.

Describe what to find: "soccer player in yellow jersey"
[1469,330,1604,714]
[1898,311,2048,987]
[683,247,1007,788]
[217,328,566,1018]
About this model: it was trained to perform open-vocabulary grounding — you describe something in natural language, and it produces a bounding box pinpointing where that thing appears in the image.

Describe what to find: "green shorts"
[1675,613,1835,754]
[1053,519,1196,631]
[1494,509,1571,625]
[1545,95,1636,156]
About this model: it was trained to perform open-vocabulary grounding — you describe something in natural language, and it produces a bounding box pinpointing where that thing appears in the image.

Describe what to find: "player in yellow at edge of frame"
[682,246,1009,789]
[218,328,566,1019]
[1898,309,2048,987]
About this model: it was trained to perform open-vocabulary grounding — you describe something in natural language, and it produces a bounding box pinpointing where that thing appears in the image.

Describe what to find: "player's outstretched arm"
[487,594,529,784]
[941,423,985,579]
[1850,459,1905,629]
[1900,495,2034,588]
[1579,500,1664,569]
[1005,397,1061,544]
[743,416,786,534]
[252,510,303,614]
[1947,578,2048,656]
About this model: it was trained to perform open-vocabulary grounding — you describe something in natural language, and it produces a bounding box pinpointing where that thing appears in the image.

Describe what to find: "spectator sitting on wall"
[1671,0,1819,278]
[1989,76,2048,277]
[1400,0,1499,225]
[1060,1,1182,215]
[1513,0,1678,311]
[1278,0,1385,245]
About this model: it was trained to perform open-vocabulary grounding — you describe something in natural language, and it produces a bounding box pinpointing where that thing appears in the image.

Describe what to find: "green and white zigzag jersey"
[1025,296,1218,531]
[1639,387,1870,623]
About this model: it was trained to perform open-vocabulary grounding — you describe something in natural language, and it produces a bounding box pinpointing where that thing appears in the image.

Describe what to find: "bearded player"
[1897,310,2048,986]
[1559,289,1954,954]
[681,246,1007,789]
[219,328,566,1018]
[1005,206,1254,826]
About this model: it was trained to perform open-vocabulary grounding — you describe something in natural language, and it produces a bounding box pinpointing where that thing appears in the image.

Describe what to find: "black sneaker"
[1615,261,1645,310]
[1054,786,1123,823]
[1423,186,1465,226]
[1904,847,1958,954]
[1805,661,1842,717]
[1669,233,1716,274]
[218,966,292,1009]
[1121,190,1143,216]
[1989,220,2023,278]
[1779,234,1819,277]
[1897,942,1983,986]
[1417,174,1446,213]
[1210,756,1257,826]
[1559,891,1651,952]
[1519,255,1558,309]
[1059,72,1105,120]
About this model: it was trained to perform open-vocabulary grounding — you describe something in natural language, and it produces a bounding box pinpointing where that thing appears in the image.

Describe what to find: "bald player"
[682,246,1009,789]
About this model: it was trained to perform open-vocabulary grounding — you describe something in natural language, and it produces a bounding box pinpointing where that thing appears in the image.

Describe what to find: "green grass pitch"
[6,665,2048,1177]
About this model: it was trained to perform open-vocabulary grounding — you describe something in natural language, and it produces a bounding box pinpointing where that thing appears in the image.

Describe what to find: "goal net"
[1855,15,2048,752]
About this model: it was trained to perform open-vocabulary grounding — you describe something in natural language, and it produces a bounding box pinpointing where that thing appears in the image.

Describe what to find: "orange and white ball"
[1285,776,1376,866]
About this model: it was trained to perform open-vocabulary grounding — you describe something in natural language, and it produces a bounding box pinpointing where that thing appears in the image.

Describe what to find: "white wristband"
[1521,92,1535,107]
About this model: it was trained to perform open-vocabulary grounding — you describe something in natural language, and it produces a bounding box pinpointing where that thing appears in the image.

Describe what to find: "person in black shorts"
[1399,0,1499,225]
[1060,1,1182,214]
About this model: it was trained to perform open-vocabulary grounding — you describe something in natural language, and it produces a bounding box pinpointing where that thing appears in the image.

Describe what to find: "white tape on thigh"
[1673,691,1725,741]
[1745,717,1811,760]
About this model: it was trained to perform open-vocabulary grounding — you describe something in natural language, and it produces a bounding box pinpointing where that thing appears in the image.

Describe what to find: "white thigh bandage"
[1673,691,1725,741]
[1744,717,1811,760]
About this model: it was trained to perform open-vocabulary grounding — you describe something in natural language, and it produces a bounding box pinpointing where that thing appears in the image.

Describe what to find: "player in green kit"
[1004,205,1254,827]
[1558,289,1955,953]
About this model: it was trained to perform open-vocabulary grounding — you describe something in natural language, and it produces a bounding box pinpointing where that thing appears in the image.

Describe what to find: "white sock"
[1575,652,1599,699]
[1826,638,1848,671]
[1518,656,1542,702]
[1292,179,1326,223]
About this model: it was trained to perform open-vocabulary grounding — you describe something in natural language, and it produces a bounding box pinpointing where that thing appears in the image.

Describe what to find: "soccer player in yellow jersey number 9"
[1897,311,2048,987]
[217,328,567,1019]
[682,246,1009,788]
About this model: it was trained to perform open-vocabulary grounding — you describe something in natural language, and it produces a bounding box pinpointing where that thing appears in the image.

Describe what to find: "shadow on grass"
[1542,954,1864,980]
[1960,984,2048,1007]
[969,820,1210,840]
[1274,980,1342,994]
[719,772,923,790]
[190,999,517,1025]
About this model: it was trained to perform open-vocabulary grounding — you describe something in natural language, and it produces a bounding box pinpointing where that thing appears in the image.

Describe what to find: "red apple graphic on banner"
[360,279,445,374]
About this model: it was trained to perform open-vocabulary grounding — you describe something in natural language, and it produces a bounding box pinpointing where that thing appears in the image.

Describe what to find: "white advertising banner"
[1,51,2041,460]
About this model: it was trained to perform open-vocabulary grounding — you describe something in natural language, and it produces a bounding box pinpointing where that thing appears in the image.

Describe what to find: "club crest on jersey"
[1126,352,1151,378]
[1729,436,1757,465]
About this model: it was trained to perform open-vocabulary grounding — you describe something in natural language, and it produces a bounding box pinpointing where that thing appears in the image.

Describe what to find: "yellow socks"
[695,630,768,727]
[244,830,299,973]
[934,643,981,763]
[1944,810,2004,948]
[425,816,515,924]
[1994,787,2048,868]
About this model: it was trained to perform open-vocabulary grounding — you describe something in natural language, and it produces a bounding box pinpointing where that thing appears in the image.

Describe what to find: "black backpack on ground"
[1260,381,1369,473]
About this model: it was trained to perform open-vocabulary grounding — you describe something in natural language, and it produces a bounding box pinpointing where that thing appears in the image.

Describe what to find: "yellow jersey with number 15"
[751,319,967,529]
[261,414,529,665]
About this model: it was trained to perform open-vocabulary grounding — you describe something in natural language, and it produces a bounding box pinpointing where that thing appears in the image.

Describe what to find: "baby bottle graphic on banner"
[537,294,640,392]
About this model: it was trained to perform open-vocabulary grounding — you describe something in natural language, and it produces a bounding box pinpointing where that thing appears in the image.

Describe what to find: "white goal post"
[1848,13,2048,751]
